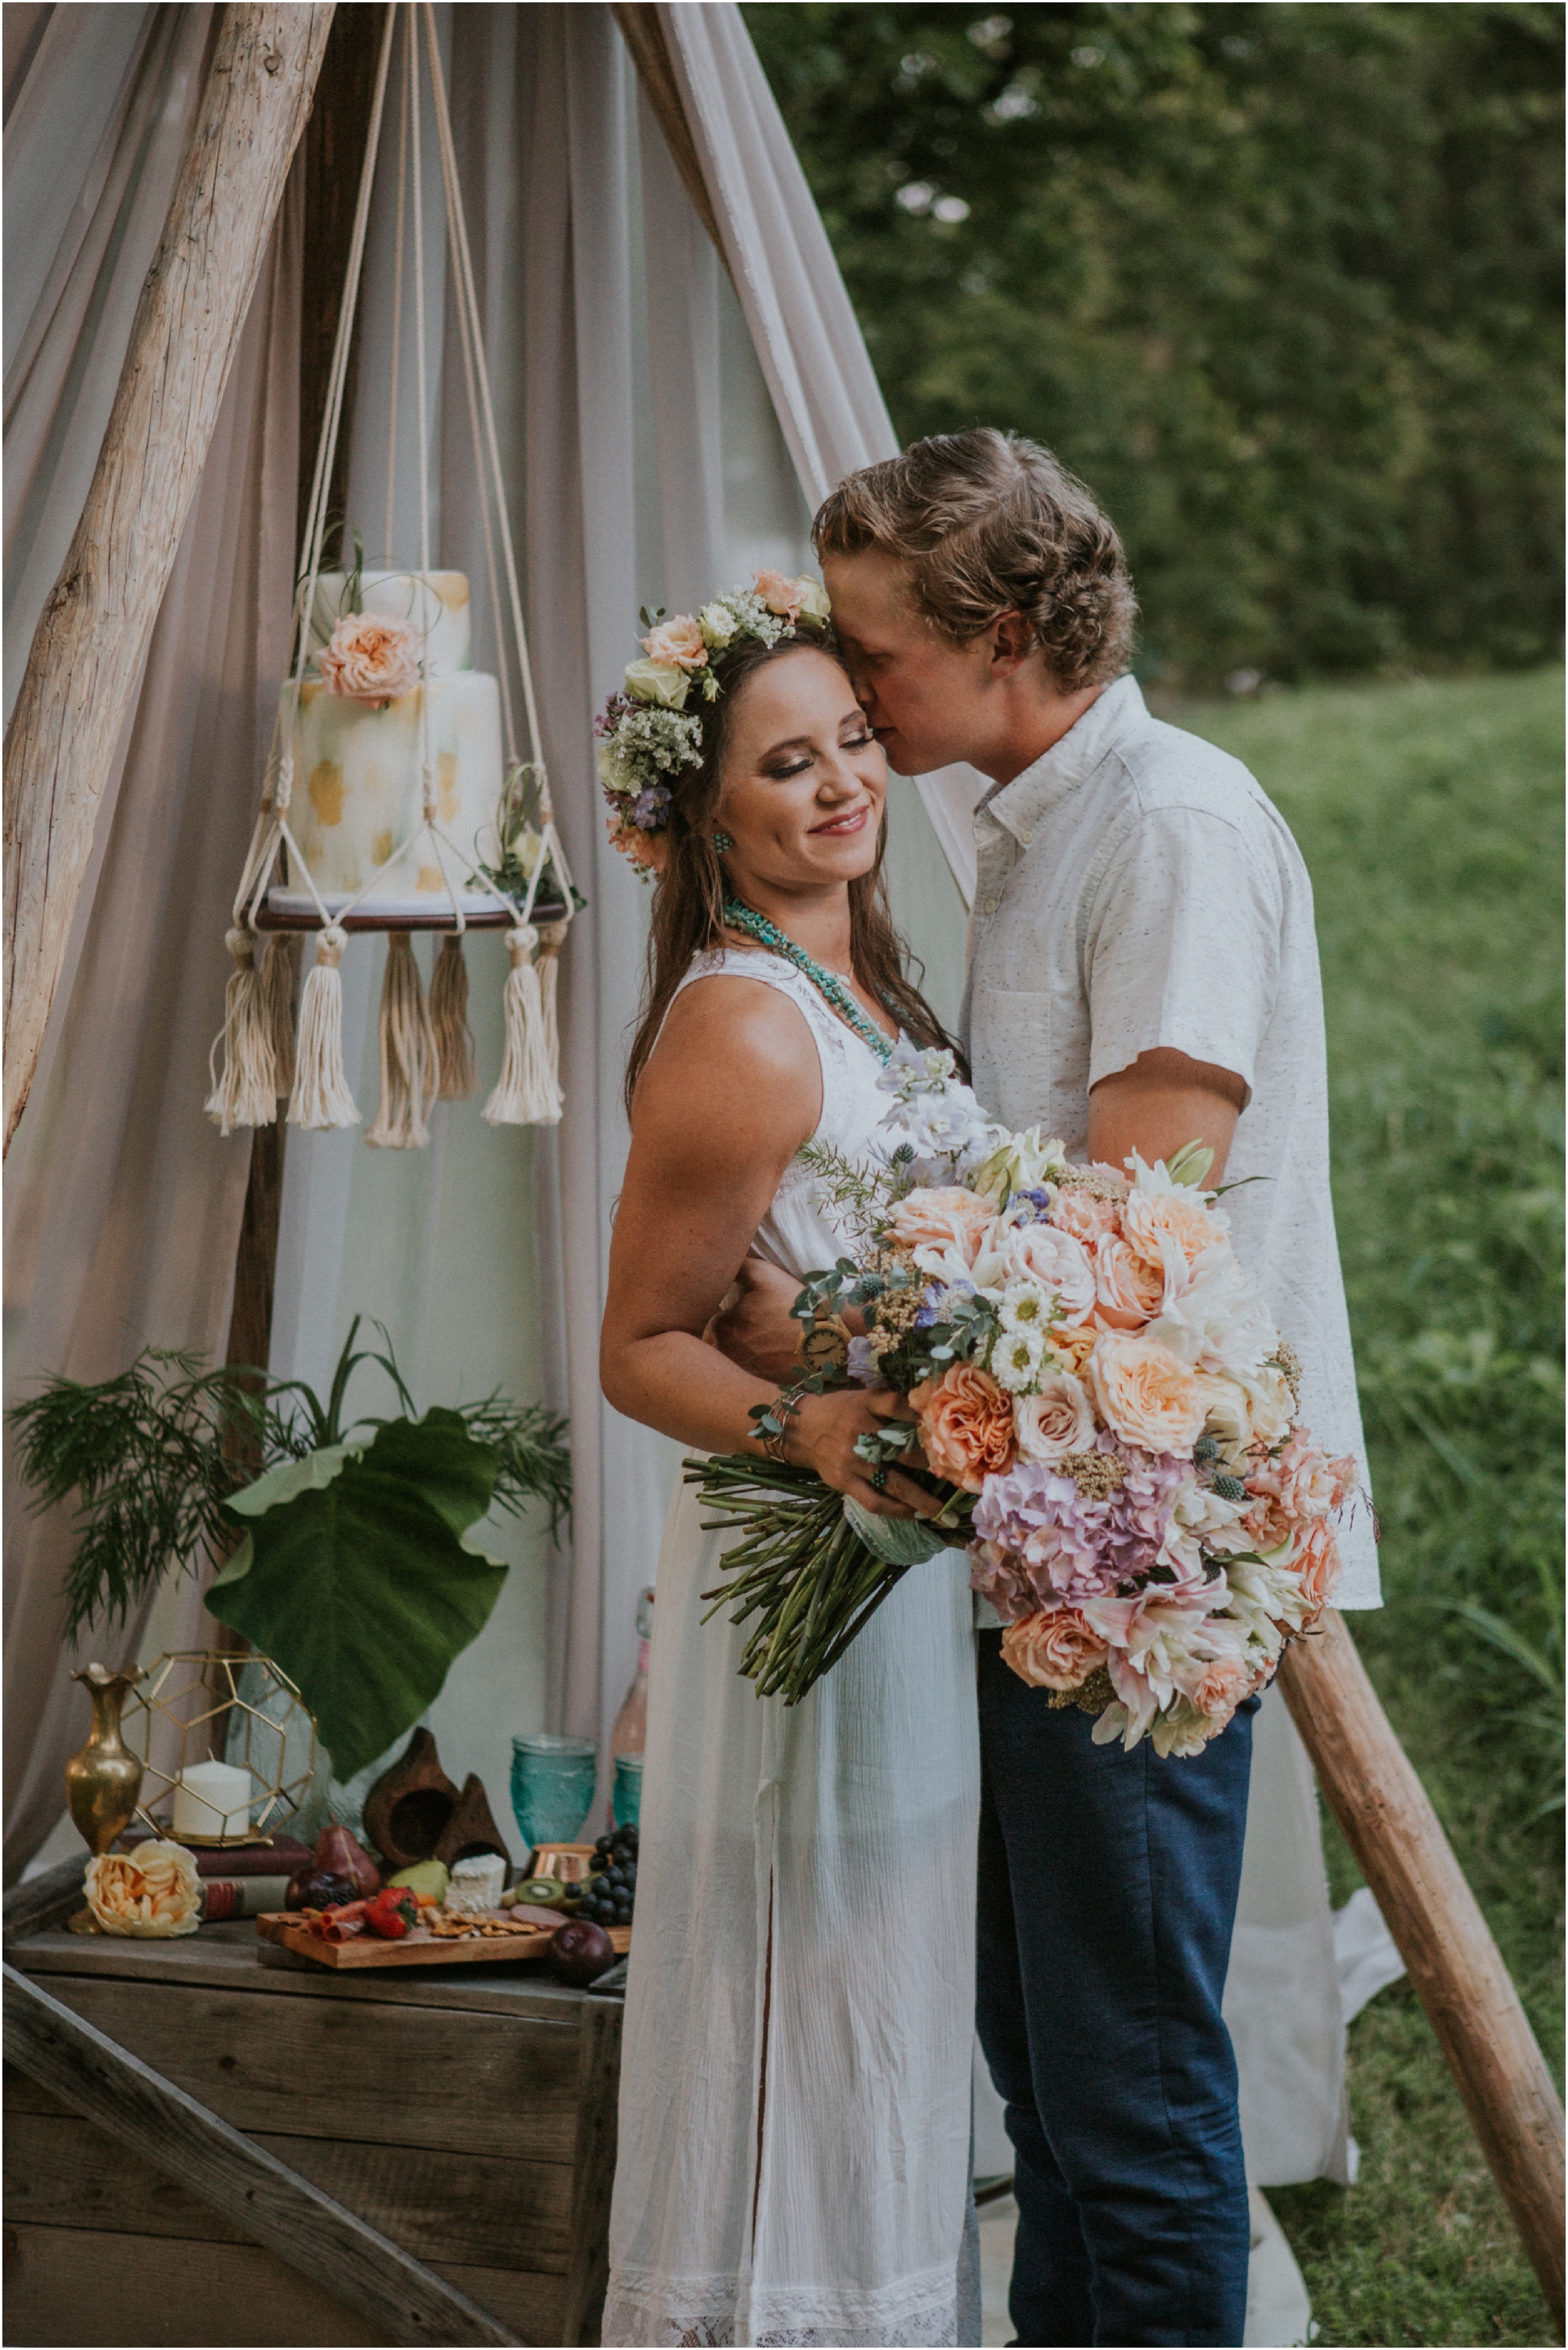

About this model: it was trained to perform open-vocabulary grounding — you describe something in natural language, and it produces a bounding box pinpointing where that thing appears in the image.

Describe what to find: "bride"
[598,576,980,2349]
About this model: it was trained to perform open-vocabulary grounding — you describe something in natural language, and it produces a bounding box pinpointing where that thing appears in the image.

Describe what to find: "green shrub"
[746,2,1563,688]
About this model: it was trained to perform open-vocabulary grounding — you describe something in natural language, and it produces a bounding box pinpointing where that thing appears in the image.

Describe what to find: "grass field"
[1174,669,1563,2348]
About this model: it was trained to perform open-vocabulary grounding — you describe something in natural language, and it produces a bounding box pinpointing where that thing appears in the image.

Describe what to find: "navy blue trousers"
[975,1631,1254,2348]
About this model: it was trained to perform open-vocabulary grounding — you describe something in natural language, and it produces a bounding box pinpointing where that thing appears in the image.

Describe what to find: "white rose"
[1000,1222,1097,1324]
[622,657,690,708]
[793,575,833,620]
[1014,1371,1096,1463]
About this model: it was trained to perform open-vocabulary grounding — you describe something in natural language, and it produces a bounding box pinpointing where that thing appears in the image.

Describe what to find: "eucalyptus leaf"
[842,1498,952,1567]
[207,1409,507,1779]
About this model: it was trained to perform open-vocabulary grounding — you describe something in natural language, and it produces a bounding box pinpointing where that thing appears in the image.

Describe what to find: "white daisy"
[992,1324,1045,1393]
[998,1277,1052,1336]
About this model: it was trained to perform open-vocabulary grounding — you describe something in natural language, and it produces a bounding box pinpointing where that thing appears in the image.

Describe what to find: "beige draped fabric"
[2,0,301,1877]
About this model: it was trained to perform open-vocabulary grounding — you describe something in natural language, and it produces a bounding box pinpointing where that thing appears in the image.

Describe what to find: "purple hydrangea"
[846,1335,884,1388]
[970,1440,1189,1612]
[971,1462,1120,1609]
[1104,1446,1190,1584]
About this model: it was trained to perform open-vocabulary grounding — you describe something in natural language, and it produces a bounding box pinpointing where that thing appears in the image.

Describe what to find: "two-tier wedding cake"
[267,569,503,921]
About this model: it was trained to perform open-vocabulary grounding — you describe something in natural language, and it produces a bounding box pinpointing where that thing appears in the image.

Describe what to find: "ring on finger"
[869,1467,888,1492]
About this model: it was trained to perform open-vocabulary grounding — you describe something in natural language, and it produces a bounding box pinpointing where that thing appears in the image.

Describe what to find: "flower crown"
[596,568,832,874]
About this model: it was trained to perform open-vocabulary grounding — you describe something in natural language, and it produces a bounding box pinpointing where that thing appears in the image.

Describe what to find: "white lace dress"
[603,950,980,2350]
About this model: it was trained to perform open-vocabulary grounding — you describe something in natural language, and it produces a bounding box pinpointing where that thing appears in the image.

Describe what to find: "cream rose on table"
[85,1840,201,1937]
[318,614,421,703]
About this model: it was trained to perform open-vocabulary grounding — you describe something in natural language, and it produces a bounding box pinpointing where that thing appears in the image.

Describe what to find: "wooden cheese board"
[255,1909,632,1971]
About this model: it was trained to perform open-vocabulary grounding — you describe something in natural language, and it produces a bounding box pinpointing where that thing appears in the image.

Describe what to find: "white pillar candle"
[172,1759,252,1840]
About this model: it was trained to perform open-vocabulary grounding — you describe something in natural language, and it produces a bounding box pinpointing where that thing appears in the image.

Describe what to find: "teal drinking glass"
[612,1752,644,1829]
[510,1734,597,1854]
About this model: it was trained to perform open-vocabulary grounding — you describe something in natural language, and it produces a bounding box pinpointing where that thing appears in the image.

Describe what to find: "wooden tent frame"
[2,4,1562,2326]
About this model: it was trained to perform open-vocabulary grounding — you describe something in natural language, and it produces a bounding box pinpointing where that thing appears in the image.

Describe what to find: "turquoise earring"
[713,830,734,854]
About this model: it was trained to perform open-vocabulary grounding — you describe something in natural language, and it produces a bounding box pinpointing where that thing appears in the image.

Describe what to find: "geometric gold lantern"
[122,1651,317,1847]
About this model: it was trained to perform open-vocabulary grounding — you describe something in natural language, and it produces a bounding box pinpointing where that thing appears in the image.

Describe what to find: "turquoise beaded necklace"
[721,897,894,1063]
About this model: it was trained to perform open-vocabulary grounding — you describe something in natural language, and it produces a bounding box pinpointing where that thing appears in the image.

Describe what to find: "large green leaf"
[206,1410,507,1778]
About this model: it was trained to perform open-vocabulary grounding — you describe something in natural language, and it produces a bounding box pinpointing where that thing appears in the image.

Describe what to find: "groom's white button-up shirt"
[960,672,1380,1608]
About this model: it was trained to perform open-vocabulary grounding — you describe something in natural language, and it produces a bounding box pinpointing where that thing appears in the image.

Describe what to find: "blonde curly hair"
[812,428,1136,693]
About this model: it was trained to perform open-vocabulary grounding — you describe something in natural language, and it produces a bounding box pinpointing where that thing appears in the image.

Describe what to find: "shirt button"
[982,896,998,916]
[1019,826,1033,844]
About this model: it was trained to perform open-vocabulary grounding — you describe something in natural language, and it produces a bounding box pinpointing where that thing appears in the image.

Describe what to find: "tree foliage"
[744,2,1563,685]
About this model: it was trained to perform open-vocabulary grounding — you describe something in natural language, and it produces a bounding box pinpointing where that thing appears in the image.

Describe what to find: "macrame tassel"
[536,918,568,1107]
[205,928,277,1135]
[259,934,297,1098]
[430,932,477,1100]
[484,924,562,1127]
[366,932,441,1148]
[288,925,360,1130]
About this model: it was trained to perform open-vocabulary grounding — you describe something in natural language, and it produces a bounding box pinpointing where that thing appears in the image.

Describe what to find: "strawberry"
[364,1886,419,1940]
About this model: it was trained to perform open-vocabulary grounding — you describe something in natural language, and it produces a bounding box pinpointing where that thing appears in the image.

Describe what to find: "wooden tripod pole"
[1279,1611,1565,2324]
[2,3,336,1157]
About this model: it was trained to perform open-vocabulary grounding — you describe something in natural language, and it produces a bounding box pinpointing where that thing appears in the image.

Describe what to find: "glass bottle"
[608,1585,654,1763]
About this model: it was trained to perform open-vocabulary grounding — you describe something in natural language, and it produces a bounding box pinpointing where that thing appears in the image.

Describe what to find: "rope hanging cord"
[209,2,575,1140]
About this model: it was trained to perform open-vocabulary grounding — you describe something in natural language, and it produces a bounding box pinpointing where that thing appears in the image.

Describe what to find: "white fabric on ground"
[605,953,978,2348]
[1334,1884,1407,2025]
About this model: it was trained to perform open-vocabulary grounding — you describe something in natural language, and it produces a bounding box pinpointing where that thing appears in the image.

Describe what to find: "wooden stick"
[3,1962,521,2347]
[2,5,336,1155]
[610,3,731,272]
[1279,1610,1565,2323]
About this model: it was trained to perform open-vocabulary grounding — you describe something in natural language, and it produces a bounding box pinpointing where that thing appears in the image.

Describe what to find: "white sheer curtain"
[3,2,301,1880]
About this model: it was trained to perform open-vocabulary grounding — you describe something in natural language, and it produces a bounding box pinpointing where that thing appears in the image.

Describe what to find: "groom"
[721,427,1375,2348]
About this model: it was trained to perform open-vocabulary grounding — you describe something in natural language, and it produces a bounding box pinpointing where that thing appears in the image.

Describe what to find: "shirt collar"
[975,674,1147,848]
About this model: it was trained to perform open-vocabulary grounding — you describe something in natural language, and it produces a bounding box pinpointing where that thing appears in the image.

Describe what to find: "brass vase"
[66,1664,146,1854]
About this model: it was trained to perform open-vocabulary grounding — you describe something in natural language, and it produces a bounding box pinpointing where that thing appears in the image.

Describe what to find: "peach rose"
[1184,1654,1254,1722]
[1327,1454,1358,1510]
[911,1363,1017,1492]
[753,567,803,621]
[85,1840,201,1938]
[1088,1330,1207,1457]
[608,815,667,874]
[1044,1320,1098,1375]
[1122,1186,1221,1270]
[1014,1371,1096,1465]
[890,1186,998,1269]
[1295,1520,1342,1622]
[1048,1186,1121,1246]
[318,613,421,702]
[1093,1236,1166,1330]
[641,613,708,669]
[1001,1607,1109,1691]
[1247,1431,1341,1525]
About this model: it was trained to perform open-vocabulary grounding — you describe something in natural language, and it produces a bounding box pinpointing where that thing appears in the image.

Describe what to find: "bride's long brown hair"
[623,632,964,1114]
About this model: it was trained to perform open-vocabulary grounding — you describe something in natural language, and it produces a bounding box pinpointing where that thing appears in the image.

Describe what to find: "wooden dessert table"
[2,1864,623,2348]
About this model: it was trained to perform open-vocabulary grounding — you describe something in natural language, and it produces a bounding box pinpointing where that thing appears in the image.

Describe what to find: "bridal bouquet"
[693,1046,1353,1755]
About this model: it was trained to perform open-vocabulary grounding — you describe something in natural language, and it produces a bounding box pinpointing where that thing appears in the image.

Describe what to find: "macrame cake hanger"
[209,0,575,1146]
